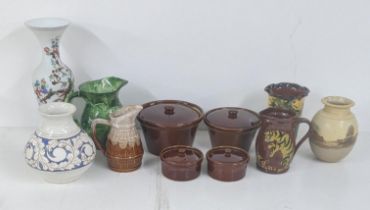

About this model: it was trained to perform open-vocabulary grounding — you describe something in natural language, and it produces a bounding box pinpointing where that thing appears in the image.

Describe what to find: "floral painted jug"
[25,18,74,104]
[256,108,311,174]
[67,76,128,147]
[91,105,144,172]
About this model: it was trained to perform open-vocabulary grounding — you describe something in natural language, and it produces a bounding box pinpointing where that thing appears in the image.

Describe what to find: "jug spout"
[100,76,128,93]
[110,105,143,127]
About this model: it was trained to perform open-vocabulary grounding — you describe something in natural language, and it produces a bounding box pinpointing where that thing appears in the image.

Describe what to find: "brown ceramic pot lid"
[138,100,203,128]
[160,145,203,166]
[207,146,249,166]
[204,107,261,131]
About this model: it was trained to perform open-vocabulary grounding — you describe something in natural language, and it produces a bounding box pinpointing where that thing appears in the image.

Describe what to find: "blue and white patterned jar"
[24,102,96,183]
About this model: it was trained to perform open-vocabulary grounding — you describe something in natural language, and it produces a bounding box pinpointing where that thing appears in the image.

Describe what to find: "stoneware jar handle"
[294,117,312,155]
[91,118,111,155]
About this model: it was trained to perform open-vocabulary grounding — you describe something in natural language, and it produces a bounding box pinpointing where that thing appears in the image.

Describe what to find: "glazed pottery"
[256,108,311,174]
[204,107,261,151]
[265,82,309,116]
[92,105,144,172]
[309,96,358,162]
[138,100,203,155]
[24,102,96,183]
[67,76,128,147]
[206,146,249,182]
[160,145,203,181]
[25,18,74,104]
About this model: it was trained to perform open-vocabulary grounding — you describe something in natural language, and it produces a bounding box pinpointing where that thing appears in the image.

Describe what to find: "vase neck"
[37,114,80,139]
[323,106,351,115]
[30,27,66,56]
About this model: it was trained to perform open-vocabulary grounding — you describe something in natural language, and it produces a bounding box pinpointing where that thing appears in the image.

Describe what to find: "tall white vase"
[25,17,74,104]
[24,102,96,183]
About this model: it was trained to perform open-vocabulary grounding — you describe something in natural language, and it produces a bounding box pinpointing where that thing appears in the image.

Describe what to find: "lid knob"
[178,148,186,158]
[225,148,232,157]
[164,106,175,115]
[228,110,238,119]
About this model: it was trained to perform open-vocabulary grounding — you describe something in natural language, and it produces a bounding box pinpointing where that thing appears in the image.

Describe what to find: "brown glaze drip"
[106,140,143,158]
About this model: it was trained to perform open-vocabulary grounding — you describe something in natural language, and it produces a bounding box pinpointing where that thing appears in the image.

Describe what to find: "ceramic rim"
[206,146,249,166]
[322,96,355,109]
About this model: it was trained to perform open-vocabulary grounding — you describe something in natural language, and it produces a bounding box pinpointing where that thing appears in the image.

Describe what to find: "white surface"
[0,0,369,129]
[1,128,369,210]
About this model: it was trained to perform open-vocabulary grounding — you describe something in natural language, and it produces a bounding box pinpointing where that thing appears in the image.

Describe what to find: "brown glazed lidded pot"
[160,145,203,181]
[138,100,203,155]
[207,146,249,181]
[204,107,261,151]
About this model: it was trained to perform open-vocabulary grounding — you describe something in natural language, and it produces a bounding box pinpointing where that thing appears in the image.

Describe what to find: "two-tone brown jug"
[92,105,144,172]
[256,108,311,174]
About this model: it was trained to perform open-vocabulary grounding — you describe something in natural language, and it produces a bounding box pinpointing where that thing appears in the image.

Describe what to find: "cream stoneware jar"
[309,96,358,162]
[24,102,96,183]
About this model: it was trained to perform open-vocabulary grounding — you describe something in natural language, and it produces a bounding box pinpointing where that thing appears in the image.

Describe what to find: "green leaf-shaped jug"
[67,76,128,147]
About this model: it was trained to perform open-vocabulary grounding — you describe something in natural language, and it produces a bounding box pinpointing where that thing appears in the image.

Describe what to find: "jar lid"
[160,145,203,166]
[204,107,261,131]
[206,146,249,165]
[138,100,203,128]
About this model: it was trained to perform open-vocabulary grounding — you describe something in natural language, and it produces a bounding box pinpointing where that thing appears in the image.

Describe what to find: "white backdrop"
[0,0,369,130]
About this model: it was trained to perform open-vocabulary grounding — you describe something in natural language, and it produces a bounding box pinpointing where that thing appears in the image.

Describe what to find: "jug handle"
[294,118,312,155]
[91,118,111,155]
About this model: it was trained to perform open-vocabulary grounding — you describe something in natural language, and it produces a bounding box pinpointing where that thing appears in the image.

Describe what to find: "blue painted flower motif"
[24,131,96,172]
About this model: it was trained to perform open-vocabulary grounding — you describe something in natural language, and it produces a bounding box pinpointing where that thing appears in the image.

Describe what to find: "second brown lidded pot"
[138,100,204,155]
[160,145,203,181]
[204,107,261,151]
[207,146,250,181]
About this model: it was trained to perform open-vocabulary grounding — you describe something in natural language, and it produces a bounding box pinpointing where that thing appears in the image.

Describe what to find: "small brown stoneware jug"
[256,108,311,174]
[92,105,143,172]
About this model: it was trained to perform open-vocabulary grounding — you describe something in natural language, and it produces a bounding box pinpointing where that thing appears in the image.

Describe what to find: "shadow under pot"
[137,100,204,155]
[160,145,203,181]
[204,107,261,151]
[206,146,249,181]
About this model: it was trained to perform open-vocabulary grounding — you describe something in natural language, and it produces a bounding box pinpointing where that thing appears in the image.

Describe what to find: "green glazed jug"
[67,76,128,147]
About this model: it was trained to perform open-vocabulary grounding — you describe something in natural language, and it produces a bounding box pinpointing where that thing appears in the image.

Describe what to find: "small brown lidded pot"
[207,146,249,181]
[160,145,203,181]
[204,107,261,151]
[138,100,203,155]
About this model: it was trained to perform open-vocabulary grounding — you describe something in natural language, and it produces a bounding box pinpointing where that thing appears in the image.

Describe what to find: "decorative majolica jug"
[92,105,143,172]
[256,108,311,174]
[24,102,96,183]
[25,18,74,104]
[265,82,309,116]
[309,96,358,162]
[67,76,128,147]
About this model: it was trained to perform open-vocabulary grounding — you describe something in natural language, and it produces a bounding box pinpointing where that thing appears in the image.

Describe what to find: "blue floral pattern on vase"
[24,131,96,172]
